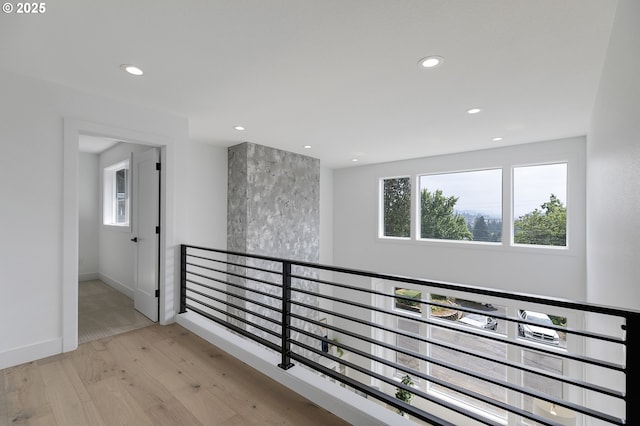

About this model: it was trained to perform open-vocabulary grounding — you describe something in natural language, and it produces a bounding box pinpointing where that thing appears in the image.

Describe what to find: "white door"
[132,147,160,321]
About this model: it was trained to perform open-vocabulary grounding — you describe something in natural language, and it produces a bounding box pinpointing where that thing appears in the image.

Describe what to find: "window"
[395,288,422,313]
[513,163,567,247]
[427,294,509,419]
[103,159,130,226]
[419,169,502,242]
[377,155,577,250]
[380,177,411,238]
[394,288,423,376]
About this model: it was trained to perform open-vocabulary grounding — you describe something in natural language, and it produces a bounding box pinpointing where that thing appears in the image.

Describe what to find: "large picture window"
[513,163,567,247]
[103,159,130,227]
[377,157,574,250]
[419,169,502,242]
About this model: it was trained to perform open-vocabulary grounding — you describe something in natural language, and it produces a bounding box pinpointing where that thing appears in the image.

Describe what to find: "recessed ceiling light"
[466,108,482,114]
[351,158,359,162]
[418,56,443,69]
[492,137,504,141]
[120,64,143,76]
[234,126,245,131]
[303,145,312,149]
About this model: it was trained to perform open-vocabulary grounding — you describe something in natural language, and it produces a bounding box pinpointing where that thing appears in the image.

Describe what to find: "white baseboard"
[0,338,62,370]
[98,273,134,299]
[79,272,99,282]
[176,312,410,426]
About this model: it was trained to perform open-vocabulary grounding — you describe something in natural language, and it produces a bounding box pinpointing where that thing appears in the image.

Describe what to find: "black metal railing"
[180,244,639,426]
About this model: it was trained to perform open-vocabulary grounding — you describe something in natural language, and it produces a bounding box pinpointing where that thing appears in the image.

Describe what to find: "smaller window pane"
[116,168,126,194]
[430,295,505,333]
[382,177,411,238]
[395,288,422,313]
[396,318,421,373]
[430,323,508,418]
[513,163,567,247]
[103,160,129,227]
[521,349,563,422]
[517,310,566,348]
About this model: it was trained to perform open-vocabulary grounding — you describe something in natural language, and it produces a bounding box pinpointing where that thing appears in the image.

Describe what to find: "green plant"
[331,338,344,357]
[395,375,414,414]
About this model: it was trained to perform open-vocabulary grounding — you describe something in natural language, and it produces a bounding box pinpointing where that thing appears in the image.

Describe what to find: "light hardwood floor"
[78,280,154,344]
[0,324,349,426]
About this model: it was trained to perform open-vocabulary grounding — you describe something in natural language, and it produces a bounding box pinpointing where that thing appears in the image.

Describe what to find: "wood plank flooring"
[0,324,349,425]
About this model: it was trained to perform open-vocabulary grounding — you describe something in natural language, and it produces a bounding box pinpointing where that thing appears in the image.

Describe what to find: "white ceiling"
[0,1,617,168]
[78,135,121,154]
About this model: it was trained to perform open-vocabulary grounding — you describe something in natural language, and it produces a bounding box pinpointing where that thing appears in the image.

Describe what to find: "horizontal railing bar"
[294,314,624,399]
[185,296,281,340]
[291,340,502,426]
[289,350,459,426]
[186,277,282,313]
[293,328,571,426]
[185,303,280,353]
[186,287,281,327]
[188,258,283,283]
[290,291,624,372]
[185,244,640,319]
[291,325,623,425]
[291,274,624,344]
[186,263,282,290]
[293,302,624,386]
[187,281,282,314]
[186,253,283,276]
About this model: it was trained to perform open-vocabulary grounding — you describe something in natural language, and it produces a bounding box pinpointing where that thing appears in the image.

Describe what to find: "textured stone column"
[227,142,321,356]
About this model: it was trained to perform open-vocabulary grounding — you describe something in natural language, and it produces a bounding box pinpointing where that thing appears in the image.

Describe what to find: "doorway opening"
[78,135,161,343]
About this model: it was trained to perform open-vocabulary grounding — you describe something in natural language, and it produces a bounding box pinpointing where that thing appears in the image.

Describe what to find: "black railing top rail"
[183,244,640,321]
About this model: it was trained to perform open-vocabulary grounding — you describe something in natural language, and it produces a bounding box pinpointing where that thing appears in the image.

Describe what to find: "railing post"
[626,313,639,425]
[179,244,187,314]
[278,261,294,370]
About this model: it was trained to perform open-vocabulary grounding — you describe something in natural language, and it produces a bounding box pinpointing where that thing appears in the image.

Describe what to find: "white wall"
[587,0,639,311]
[97,142,153,297]
[333,137,586,300]
[320,166,334,265]
[78,153,99,280]
[175,140,228,249]
[0,69,193,368]
[586,0,639,420]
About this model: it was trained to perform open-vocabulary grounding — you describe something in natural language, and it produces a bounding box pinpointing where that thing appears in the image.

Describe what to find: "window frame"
[392,286,425,380]
[417,167,503,244]
[375,151,580,255]
[378,176,413,240]
[102,157,131,230]
[511,161,568,249]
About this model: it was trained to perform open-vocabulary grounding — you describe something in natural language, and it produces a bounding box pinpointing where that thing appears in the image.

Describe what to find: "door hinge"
[156,162,161,171]
[155,226,160,234]
[155,289,160,298]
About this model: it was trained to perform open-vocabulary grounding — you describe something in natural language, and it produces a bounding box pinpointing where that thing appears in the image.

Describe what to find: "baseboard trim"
[98,273,134,299]
[0,338,62,369]
[79,272,99,282]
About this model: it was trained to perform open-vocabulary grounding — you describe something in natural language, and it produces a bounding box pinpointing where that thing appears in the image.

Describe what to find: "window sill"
[102,224,131,233]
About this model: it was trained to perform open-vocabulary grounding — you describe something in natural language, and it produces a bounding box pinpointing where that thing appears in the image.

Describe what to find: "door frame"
[63,118,173,352]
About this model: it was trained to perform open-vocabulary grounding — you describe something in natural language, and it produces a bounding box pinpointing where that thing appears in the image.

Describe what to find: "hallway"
[78,280,154,344]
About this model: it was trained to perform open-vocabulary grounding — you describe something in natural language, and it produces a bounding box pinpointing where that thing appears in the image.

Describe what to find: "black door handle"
[131,237,138,243]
